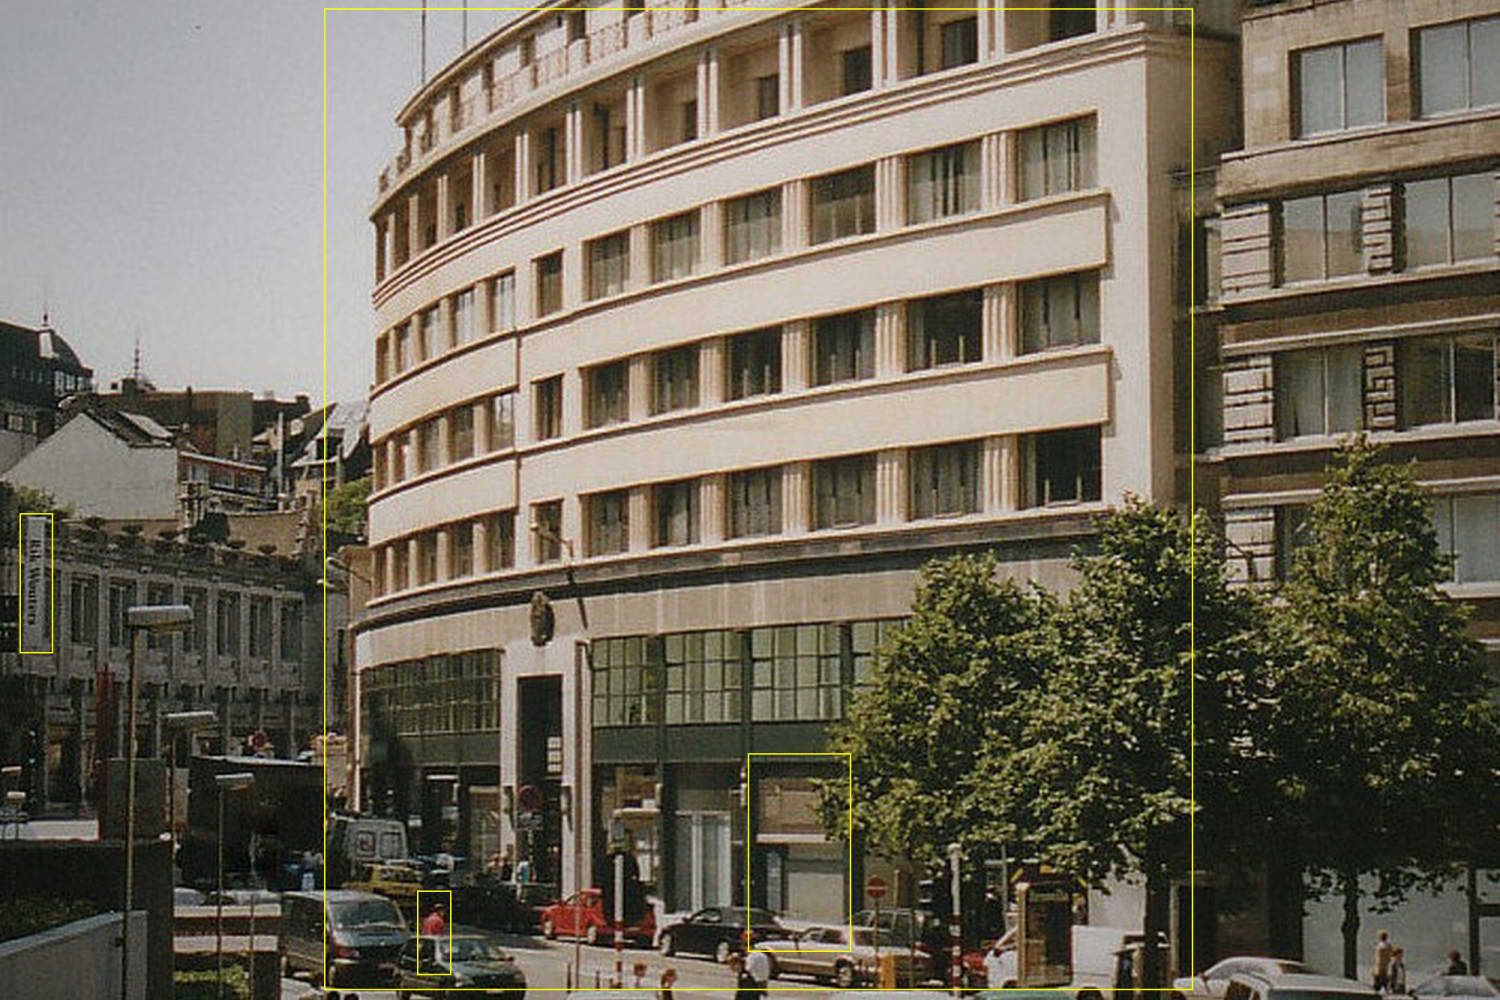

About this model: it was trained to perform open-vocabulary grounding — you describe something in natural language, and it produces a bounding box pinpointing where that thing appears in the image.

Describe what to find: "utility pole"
[948,842,963,996]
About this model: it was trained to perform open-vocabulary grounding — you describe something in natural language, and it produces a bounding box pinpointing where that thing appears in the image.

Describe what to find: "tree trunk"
[1340,869,1360,981]
[1143,864,1170,989]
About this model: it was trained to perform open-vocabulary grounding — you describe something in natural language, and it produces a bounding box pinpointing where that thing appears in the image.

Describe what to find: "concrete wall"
[0,911,146,1000]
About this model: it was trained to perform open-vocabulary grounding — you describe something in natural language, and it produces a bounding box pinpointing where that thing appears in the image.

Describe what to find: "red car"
[540,888,656,946]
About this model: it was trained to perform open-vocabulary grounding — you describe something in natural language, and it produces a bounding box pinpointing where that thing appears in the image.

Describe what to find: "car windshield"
[1416,979,1499,997]
[446,938,507,962]
[852,929,899,947]
[331,900,404,929]
[741,908,778,925]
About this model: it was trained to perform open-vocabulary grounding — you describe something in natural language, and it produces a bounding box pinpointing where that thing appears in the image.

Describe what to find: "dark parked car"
[279,889,408,987]
[656,906,786,964]
[394,928,526,998]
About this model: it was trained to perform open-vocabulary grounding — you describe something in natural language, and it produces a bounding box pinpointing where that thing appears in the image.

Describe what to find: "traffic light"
[918,873,951,919]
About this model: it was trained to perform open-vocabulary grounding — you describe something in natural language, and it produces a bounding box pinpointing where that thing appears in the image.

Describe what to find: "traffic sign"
[866,875,888,899]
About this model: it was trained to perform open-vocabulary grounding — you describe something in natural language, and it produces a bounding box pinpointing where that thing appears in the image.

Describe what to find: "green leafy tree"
[991,499,1266,987]
[817,553,1056,873]
[323,475,370,539]
[1266,438,1500,977]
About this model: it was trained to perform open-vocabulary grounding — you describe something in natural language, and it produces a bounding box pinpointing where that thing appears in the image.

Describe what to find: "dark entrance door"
[517,676,563,882]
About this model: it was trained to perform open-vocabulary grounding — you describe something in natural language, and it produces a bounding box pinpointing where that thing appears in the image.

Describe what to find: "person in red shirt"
[420,900,447,937]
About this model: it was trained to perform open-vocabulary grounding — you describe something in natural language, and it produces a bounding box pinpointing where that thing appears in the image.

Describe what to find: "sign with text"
[19,513,52,654]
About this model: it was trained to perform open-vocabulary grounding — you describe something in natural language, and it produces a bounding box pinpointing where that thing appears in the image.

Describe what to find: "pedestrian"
[744,941,771,999]
[1373,931,1393,991]
[984,938,1015,989]
[515,856,532,883]
[658,967,678,1000]
[633,960,649,988]
[421,900,447,937]
[1388,948,1406,994]
[729,949,755,1000]
[1443,949,1468,975]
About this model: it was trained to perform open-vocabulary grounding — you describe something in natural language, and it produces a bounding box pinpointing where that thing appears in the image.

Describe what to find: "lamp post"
[948,842,963,997]
[162,710,218,870]
[121,604,193,1000]
[215,771,254,1000]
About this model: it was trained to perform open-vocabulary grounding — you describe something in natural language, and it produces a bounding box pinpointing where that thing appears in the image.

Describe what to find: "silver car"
[758,925,908,988]
[1175,958,1316,999]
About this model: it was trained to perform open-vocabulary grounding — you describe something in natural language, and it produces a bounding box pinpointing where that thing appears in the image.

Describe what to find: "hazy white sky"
[1,2,517,405]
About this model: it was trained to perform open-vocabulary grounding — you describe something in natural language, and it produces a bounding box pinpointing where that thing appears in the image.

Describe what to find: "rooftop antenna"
[420,1,427,82]
[132,336,143,382]
[41,280,50,328]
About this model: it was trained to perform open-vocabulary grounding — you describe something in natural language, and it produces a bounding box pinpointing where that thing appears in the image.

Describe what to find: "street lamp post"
[121,604,193,1000]
[948,842,963,997]
[215,772,254,1000]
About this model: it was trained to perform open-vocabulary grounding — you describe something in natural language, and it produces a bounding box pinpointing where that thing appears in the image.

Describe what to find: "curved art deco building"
[361,1,1238,920]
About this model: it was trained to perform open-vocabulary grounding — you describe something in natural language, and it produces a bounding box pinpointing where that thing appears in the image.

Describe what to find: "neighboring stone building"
[358,1,1240,923]
[1195,0,1500,975]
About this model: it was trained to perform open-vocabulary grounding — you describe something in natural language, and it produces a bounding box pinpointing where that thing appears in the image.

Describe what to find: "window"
[1274,346,1364,439]
[1433,493,1500,584]
[69,576,98,646]
[592,636,657,726]
[535,126,560,193]
[1400,334,1498,427]
[249,596,273,658]
[108,580,135,648]
[1415,17,1500,116]
[395,323,412,371]
[536,252,563,316]
[279,602,302,661]
[810,165,876,244]
[1050,8,1094,42]
[490,391,516,450]
[490,271,516,331]
[653,211,700,282]
[850,619,900,692]
[417,532,440,584]
[909,290,983,369]
[814,310,875,385]
[907,142,981,223]
[1019,117,1097,200]
[841,46,872,95]
[589,231,630,299]
[729,467,782,538]
[587,490,630,556]
[1025,427,1101,506]
[680,99,699,143]
[1295,38,1383,136]
[1275,504,1311,581]
[587,361,629,428]
[1402,173,1494,268]
[1194,216,1223,306]
[535,376,563,440]
[653,345,699,414]
[724,188,781,264]
[454,288,475,344]
[750,625,842,721]
[451,521,475,577]
[939,16,978,69]
[182,587,207,654]
[654,479,699,547]
[533,500,563,563]
[567,11,586,42]
[813,454,876,529]
[909,441,980,518]
[754,74,779,120]
[391,542,409,591]
[416,418,441,473]
[215,592,240,656]
[143,583,174,650]
[450,405,475,462]
[727,328,782,400]
[664,631,742,724]
[1020,272,1100,353]
[418,306,441,360]
[1280,190,1364,282]
[488,511,516,569]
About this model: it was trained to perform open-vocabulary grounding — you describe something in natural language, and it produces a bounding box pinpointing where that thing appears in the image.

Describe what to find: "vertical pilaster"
[875,302,906,377]
[406,537,421,586]
[783,461,811,534]
[789,20,805,110]
[474,518,491,574]
[1363,342,1397,431]
[882,3,900,84]
[700,474,727,544]
[983,435,1018,513]
[385,545,398,592]
[514,131,533,202]
[472,150,488,220]
[629,354,651,421]
[870,2,887,89]
[876,448,907,524]
[876,156,904,231]
[438,411,453,465]
[1224,508,1275,587]
[383,212,398,272]
[439,295,456,352]
[705,48,721,134]
[983,284,1014,363]
[476,398,493,453]
[436,528,452,581]
[991,6,1008,58]
[628,487,651,552]
[565,102,585,185]
[778,24,794,113]
[629,223,651,291]
[1220,202,1274,297]
[980,132,1004,210]
[700,202,724,271]
[436,173,452,240]
[781,179,807,251]
[782,320,810,391]
[1361,183,1394,274]
[407,192,422,258]
[977,3,992,61]
[700,337,725,404]
[1221,354,1275,445]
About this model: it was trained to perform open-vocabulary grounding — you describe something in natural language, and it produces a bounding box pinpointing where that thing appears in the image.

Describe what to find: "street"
[277,935,855,999]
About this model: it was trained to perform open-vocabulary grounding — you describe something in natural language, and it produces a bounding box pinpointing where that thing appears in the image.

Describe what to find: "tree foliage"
[323,475,371,539]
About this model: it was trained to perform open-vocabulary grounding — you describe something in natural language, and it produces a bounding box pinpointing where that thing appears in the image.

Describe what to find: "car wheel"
[585,923,600,946]
[715,940,732,964]
[542,918,556,940]
[658,932,675,957]
[835,961,855,989]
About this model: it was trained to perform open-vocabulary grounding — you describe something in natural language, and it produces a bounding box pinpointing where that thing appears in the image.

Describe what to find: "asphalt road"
[277,934,854,999]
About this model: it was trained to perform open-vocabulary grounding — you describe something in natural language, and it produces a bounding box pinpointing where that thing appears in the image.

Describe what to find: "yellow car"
[345,862,424,909]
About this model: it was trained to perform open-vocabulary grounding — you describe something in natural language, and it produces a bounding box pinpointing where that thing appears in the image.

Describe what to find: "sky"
[0,2,517,406]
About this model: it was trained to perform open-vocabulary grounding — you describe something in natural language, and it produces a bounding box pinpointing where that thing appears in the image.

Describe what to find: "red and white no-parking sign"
[865,875,888,899]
